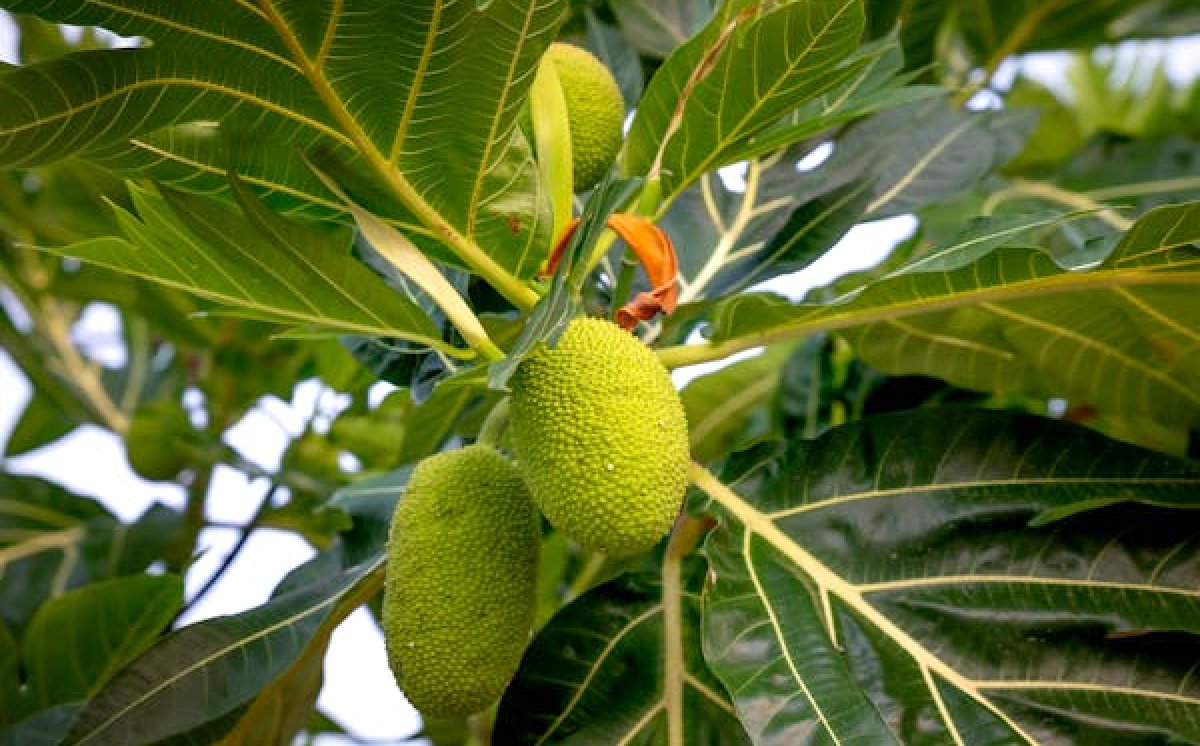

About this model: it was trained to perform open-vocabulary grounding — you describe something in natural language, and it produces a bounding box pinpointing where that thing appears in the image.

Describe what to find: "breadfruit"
[510,318,689,556]
[124,402,191,482]
[543,42,625,192]
[382,444,539,717]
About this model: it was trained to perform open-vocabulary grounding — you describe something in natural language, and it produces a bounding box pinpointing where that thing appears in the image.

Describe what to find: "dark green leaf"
[679,201,1200,433]
[609,0,714,57]
[218,632,327,746]
[667,97,1031,304]
[0,622,17,727]
[21,574,182,713]
[497,561,751,745]
[0,475,115,632]
[3,389,75,457]
[326,467,410,568]
[0,703,83,746]
[63,559,382,746]
[694,410,1200,744]
[682,345,792,461]
[582,12,644,109]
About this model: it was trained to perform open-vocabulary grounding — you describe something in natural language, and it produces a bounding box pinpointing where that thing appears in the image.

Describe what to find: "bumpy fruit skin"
[124,403,191,482]
[510,318,689,556]
[544,42,625,192]
[382,445,539,717]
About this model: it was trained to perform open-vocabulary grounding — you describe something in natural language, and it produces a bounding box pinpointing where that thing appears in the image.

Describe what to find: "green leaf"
[864,0,1200,72]
[692,410,1200,744]
[0,622,17,727]
[394,370,492,465]
[326,466,409,568]
[774,333,883,439]
[39,182,457,355]
[496,559,751,745]
[0,475,113,632]
[955,0,1200,60]
[62,558,383,746]
[217,622,327,746]
[582,12,645,109]
[1056,136,1200,215]
[0,0,563,284]
[3,389,76,457]
[0,704,83,746]
[609,0,714,58]
[624,0,867,199]
[672,200,1200,432]
[668,97,1030,305]
[21,574,182,714]
[682,345,793,461]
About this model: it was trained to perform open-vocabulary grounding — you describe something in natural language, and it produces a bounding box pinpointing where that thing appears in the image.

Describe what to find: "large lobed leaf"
[666,200,1200,436]
[693,409,1200,744]
[665,96,1030,306]
[0,0,563,279]
[623,0,869,200]
[496,556,751,745]
[39,181,456,354]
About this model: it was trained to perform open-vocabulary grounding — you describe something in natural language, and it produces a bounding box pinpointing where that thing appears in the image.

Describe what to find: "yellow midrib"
[690,463,1041,744]
[658,263,1200,369]
[254,0,538,310]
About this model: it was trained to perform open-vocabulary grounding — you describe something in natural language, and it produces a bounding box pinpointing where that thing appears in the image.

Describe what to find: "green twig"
[477,398,511,447]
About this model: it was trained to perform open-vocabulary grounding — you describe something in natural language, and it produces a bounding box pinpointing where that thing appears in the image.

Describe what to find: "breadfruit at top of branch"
[510,318,689,556]
[543,42,626,192]
[381,444,539,717]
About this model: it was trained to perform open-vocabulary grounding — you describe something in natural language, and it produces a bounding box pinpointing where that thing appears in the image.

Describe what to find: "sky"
[0,13,1197,746]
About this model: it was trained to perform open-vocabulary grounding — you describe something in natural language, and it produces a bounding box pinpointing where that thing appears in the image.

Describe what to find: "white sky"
[0,13,1197,746]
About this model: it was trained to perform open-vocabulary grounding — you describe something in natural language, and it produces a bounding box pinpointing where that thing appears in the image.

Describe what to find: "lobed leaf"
[624,0,868,199]
[39,182,456,355]
[0,0,564,280]
[693,410,1200,744]
[497,558,751,745]
[672,200,1200,432]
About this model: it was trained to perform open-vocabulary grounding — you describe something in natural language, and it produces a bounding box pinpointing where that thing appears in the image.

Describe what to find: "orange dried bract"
[541,214,679,329]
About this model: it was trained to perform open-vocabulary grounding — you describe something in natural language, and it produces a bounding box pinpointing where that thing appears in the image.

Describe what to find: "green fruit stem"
[476,397,511,447]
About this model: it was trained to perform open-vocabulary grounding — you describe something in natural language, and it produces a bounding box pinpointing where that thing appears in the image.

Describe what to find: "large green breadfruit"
[543,42,625,192]
[510,318,689,556]
[382,445,539,717]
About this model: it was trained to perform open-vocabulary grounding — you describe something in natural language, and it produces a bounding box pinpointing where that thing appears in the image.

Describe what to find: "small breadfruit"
[543,42,625,192]
[510,318,689,556]
[124,402,191,482]
[382,445,539,717]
